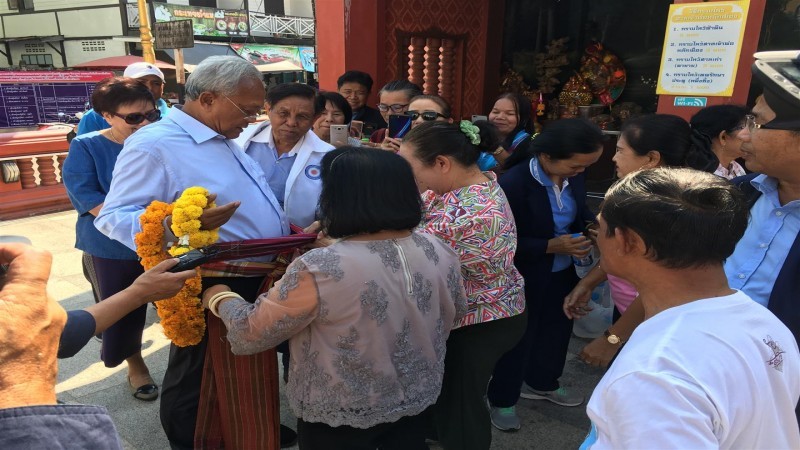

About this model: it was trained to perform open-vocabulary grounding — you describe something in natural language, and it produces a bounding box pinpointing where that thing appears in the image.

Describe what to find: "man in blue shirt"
[95,56,294,449]
[724,54,800,342]
[76,62,170,135]
[723,53,800,422]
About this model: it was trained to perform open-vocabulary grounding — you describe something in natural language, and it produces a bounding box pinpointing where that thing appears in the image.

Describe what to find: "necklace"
[108,129,123,144]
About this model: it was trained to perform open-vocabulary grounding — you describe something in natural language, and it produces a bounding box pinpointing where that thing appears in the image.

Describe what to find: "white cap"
[123,62,165,81]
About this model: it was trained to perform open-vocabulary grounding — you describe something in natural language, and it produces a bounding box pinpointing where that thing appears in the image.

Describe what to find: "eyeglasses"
[377,103,409,113]
[111,109,161,125]
[744,114,800,133]
[222,94,260,121]
[407,110,448,121]
[340,89,368,97]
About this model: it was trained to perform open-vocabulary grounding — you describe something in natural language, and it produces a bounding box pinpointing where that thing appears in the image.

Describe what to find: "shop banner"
[656,0,750,97]
[230,44,309,72]
[154,3,249,37]
[0,71,113,128]
[299,47,316,72]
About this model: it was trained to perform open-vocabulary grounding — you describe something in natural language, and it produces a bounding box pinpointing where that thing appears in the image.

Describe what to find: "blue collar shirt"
[246,127,302,209]
[530,156,577,272]
[95,106,288,254]
[725,175,800,306]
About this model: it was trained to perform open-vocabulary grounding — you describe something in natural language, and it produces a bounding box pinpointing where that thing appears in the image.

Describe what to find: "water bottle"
[572,232,594,278]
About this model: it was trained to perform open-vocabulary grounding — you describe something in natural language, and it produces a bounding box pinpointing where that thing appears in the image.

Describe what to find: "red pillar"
[316,0,386,105]
[657,0,766,119]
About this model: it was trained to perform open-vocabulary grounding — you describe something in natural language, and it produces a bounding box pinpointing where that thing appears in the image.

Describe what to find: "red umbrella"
[73,55,176,70]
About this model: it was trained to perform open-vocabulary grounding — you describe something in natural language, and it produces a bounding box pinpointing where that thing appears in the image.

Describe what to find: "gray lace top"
[218,232,467,429]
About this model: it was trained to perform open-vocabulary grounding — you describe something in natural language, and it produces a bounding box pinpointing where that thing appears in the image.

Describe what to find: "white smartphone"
[471,115,488,123]
[330,124,349,147]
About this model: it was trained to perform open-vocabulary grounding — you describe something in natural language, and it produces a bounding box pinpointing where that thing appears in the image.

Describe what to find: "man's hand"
[0,243,65,408]
[200,194,240,230]
[126,258,198,304]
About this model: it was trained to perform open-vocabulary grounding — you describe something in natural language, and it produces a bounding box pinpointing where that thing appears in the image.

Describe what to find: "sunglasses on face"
[111,109,161,125]
[407,110,447,121]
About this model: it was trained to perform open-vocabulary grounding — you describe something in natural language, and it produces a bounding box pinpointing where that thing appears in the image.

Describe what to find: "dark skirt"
[90,255,146,367]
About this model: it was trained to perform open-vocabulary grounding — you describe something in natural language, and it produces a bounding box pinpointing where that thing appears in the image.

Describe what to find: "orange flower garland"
[134,187,219,347]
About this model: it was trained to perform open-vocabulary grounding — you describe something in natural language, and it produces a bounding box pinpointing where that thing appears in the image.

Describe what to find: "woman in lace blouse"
[202,147,467,450]
[398,120,527,450]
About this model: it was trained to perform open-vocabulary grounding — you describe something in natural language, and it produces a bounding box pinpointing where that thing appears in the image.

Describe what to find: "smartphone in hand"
[330,125,349,146]
[388,114,412,139]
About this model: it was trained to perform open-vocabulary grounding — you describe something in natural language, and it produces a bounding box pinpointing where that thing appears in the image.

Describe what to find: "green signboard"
[154,3,248,37]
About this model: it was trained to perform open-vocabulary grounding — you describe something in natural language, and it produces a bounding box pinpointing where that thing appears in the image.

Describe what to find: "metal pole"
[137,0,156,63]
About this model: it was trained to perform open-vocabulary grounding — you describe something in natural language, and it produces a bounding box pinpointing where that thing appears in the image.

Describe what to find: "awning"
[162,43,241,73]
[73,55,176,70]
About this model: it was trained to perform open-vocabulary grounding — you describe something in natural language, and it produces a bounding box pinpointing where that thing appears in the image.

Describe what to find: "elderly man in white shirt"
[235,83,334,228]
[95,56,292,450]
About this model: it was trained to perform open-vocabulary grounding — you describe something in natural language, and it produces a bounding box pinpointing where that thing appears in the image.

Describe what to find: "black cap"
[751,59,800,130]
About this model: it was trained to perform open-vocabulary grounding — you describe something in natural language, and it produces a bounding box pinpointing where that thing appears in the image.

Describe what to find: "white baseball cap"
[124,62,165,81]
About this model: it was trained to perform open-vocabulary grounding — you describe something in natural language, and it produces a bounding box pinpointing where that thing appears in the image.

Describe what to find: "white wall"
[0,0,116,14]
[64,38,126,66]
[3,12,59,38]
[58,7,122,37]
[283,0,312,18]
[8,40,63,68]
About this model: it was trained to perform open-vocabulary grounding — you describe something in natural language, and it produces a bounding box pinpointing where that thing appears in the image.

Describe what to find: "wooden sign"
[154,20,195,50]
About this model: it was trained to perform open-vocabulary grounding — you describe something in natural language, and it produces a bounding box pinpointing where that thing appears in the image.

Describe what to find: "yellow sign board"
[656,0,750,97]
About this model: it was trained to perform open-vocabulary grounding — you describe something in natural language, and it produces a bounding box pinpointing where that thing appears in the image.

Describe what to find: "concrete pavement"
[1,210,606,449]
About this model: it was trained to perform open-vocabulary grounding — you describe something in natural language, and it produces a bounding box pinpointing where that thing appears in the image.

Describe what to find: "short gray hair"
[185,56,264,100]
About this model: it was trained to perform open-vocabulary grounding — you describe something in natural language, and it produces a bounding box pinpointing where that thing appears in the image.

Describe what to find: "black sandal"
[128,375,159,401]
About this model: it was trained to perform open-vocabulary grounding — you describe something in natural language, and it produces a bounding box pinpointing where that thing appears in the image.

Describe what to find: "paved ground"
[1,210,606,449]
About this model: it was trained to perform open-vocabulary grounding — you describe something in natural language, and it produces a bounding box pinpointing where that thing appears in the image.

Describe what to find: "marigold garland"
[134,187,219,347]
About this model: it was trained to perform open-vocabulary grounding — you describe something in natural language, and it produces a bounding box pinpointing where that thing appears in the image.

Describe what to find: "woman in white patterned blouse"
[202,147,467,450]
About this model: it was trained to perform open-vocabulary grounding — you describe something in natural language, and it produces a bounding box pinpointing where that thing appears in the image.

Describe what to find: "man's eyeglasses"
[407,110,448,121]
[222,94,260,121]
[745,114,800,133]
[111,109,161,125]
[377,103,409,113]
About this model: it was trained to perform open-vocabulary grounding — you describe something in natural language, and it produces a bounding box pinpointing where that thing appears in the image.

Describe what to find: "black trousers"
[432,310,527,450]
[91,256,146,367]
[159,276,263,450]
[488,268,578,407]
[297,414,428,450]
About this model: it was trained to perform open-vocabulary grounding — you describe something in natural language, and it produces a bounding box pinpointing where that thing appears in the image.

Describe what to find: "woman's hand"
[303,221,322,234]
[201,284,232,309]
[546,234,592,258]
[380,137,402,152]
[127,258,197,304]
[579,336,620,368]
[563,282,594,319]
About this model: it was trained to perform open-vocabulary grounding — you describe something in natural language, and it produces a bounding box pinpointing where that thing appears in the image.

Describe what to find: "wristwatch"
[604,329,624,345]
[492,146,505,156]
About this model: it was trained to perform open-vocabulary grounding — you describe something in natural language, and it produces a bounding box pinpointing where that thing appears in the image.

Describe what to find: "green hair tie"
[459,120,481,145]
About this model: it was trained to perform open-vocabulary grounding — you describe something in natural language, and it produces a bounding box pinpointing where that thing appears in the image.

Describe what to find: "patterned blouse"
[420,172,526,328]
[218,232,467,429]
[714,161,747,180]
